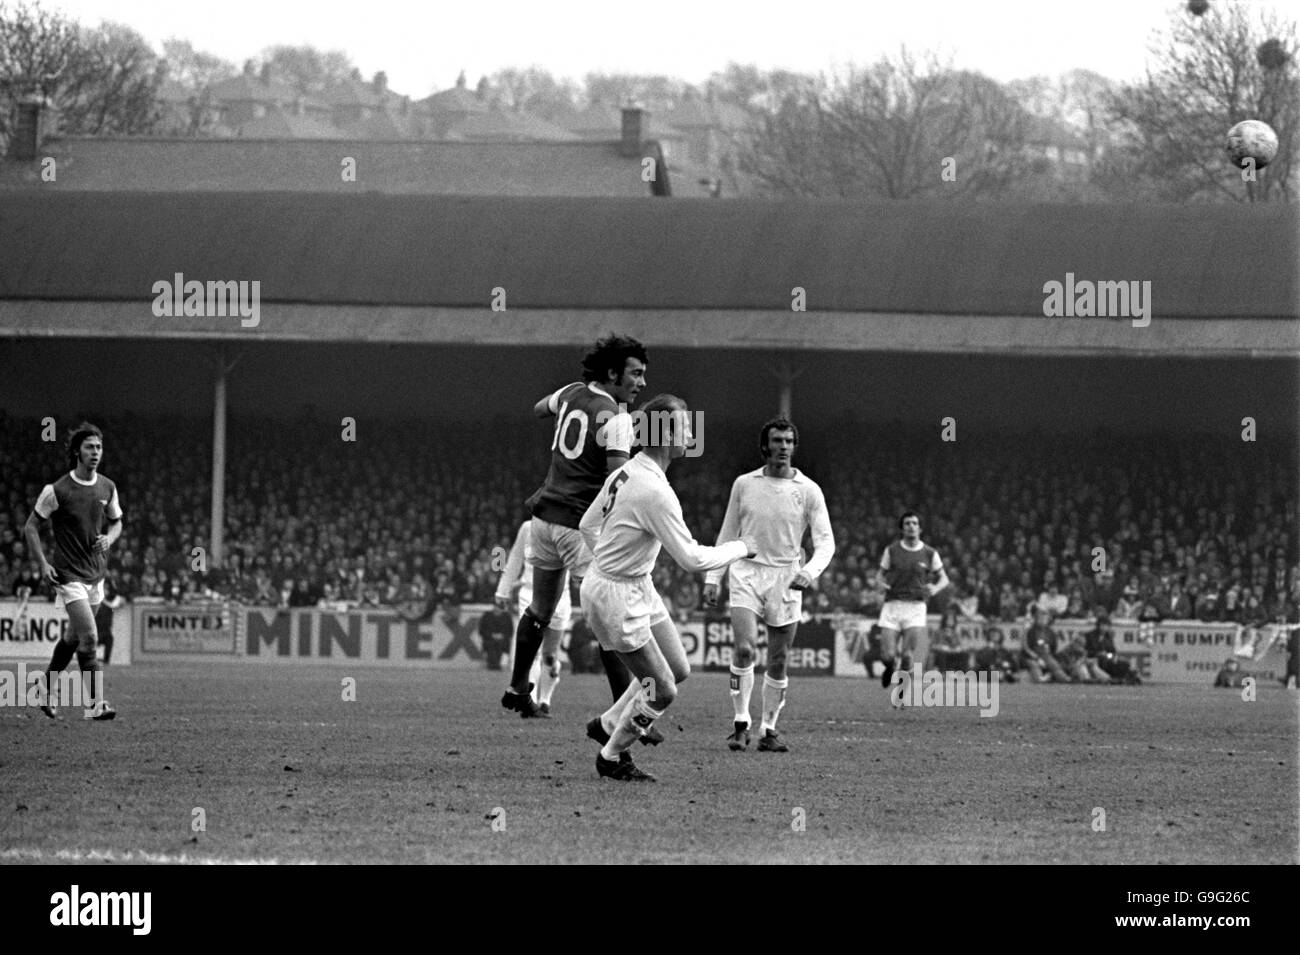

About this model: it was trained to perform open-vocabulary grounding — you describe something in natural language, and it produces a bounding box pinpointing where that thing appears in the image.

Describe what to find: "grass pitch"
[1,663,1296,864]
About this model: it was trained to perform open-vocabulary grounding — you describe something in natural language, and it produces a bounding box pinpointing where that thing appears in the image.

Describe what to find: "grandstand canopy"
[1,192,1297,356]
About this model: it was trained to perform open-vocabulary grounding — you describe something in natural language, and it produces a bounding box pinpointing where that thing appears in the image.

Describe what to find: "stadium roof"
[0,138,666,196]
[1,192,1295,318]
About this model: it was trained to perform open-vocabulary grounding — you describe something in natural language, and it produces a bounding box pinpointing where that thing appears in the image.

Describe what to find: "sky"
[43,0,1289,97]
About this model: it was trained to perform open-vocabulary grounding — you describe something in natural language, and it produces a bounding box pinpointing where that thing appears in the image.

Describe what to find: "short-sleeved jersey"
[34,472,122,585]
[704,467,835,586]
[880,541,941,602]
[578,455,747,579]
[527,382,633,529]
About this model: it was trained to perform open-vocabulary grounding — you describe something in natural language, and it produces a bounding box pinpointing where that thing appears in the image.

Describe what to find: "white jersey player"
[494,521,573,714]
[578,395,755,782]
[703,417,834,752]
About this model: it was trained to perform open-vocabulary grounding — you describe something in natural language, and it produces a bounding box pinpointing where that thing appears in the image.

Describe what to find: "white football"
[1225,120,1279,170]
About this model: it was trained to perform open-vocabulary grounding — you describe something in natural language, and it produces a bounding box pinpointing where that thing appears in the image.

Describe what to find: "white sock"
[538,656,561,705]
[601,695,659,759]
[759,674,789,733]
[729,663,754,725]
[601,679,642,735]
[527,654,542,702]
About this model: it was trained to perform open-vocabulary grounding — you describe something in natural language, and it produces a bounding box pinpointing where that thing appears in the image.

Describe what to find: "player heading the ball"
[502,334,649,721]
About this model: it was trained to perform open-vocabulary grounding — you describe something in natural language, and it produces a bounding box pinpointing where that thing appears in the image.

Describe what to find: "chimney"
[8,95,46,162]
[373,71,388,95]
[620,106,646,158]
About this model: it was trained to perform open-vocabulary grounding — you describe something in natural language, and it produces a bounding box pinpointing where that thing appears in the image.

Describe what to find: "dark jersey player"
[23,423,123,720]
[874,511,949,690]
[501,335,648,720]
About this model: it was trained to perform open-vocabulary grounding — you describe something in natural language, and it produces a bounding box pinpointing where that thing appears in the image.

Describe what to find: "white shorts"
[728,560,802,627]
[54,579,104,610]
[527,517,592,576]
[517,585,573,633]
[879,600,928,632]
[580,570,670,654]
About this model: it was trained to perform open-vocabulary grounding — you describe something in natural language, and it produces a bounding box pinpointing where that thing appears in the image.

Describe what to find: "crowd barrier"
[118,601,1292,685]
[0,597,131,665]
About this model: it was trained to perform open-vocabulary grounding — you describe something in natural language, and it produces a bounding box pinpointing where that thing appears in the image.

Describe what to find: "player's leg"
[40,633,77,718]
[756,568,802,751]
[900,625,924,674]
[878,626,900,688]
[757,621,796,752]
[537,623,565,712]
[95,604,114,666]
[511,565,562,687]
[597,637,675,782]
[67,595,112,720]
[727,607,759,748]
[725,562,761,749]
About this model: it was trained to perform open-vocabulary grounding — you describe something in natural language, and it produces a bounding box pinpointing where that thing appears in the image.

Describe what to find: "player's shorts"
[879,599,928,632]
[579,569,670,655]
[54,579,104,610]
[517,584,573,633]
[727,559,803,627]
[527,517,592,577]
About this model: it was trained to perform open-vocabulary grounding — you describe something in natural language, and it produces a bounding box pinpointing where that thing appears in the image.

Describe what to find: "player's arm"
[644,488,753,574]
[494,524,528,609]
[578,483,608,556]
[24,484,59,584]
[794,485,835,588]
[704,478,744,598]
[928,552,950,597]
[600,405,633,474]
[96,488,124,553]
[872,547,891,592]
[533,383,578,418]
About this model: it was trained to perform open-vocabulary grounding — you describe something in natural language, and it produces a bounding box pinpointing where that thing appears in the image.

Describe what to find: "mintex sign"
[140,607,236,654]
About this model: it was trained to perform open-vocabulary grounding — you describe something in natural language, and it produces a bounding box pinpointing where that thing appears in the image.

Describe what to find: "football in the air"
[1225,120,1279,170]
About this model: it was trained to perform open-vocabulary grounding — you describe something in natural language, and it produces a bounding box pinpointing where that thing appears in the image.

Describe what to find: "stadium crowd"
[1,412,1297,633]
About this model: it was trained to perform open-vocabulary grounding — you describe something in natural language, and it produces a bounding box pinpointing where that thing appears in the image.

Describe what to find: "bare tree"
[734,52,1031,200]
[1104,1,1299,202]
[260,45,356,97]
[1,3,162,144]
[161,38,236,92]
[56,21,163,136]
[486,66,579,119]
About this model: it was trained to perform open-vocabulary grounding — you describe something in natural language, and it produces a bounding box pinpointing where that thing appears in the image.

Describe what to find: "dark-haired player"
[874,512,948,689]
[703,417,834,752]
[501,334,648,719]
[23,423,122,720]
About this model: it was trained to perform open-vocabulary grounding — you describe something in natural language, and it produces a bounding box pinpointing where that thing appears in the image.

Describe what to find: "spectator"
[1084,615,1141,685]
[973,626,1018,683]
[1022,607,1073,683]
[477,604,512,671]
[565,615,602,674]
[927,606,970,672]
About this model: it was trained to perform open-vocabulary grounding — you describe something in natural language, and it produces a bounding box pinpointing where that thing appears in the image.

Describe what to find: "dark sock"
[600,648,633,699]
[508,609,546,692]
[45,640,76,702]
